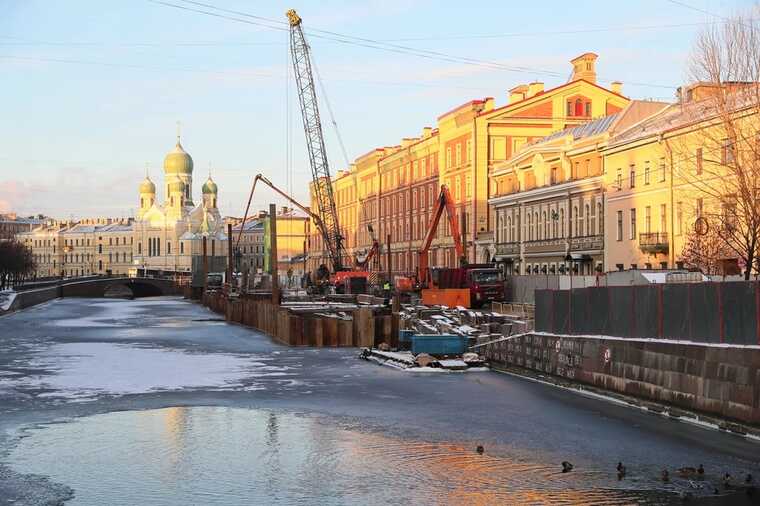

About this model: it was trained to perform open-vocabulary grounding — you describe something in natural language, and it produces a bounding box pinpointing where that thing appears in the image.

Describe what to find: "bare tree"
[668,8,760,279]
[0,240,36,290]
[679,219,732,275]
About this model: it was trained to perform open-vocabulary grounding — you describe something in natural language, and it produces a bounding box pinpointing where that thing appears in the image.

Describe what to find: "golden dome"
[163,138,193,175]
[202,176,218,194]
[139,176,156,194]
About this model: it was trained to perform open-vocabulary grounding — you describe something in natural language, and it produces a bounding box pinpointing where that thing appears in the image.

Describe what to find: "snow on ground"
[0,291,16,311]
[3,342,294,399]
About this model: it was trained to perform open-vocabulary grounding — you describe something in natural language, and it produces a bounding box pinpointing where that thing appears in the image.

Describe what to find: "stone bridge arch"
[61,277,177,298]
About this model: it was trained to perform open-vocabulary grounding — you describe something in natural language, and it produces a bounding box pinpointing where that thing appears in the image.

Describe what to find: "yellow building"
[307,53,629,279]
[602,83,756,272]
[489,100,669,275]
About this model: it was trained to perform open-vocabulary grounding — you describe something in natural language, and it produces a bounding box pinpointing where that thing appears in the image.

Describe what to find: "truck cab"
[465,267,504,306]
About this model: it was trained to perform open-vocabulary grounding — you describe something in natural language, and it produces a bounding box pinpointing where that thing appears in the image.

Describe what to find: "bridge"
[60,277,180,298]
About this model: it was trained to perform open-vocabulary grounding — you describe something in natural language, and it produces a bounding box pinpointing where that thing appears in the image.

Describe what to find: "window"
[644,163,650,185]
[676,202,683,236]
[629,165,636,188]
[630,209,636,240]
[696,148,703,175]
[584,101,592,117]
[616,211,623,241]
[466,139,472,162]
[455,144,462,166]
[597,203,603,234]
[138,242,141,255]
[584,204,590,237]
[660,204,667,232]
[446,147,452,168]
[616,169,622,190]
[566,101,573,117]
[721,138,735,164]
[645,206,652,233]
[167,242,171,255]
[659,158,666,182]
[98,244,102,254]
[573,206,579,237]
[550,167,558,184]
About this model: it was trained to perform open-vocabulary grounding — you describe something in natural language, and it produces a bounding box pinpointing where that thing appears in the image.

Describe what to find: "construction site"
[185,9,521,371]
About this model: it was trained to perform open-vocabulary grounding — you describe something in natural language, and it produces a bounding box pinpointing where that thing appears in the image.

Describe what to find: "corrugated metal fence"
[535,281,760,345]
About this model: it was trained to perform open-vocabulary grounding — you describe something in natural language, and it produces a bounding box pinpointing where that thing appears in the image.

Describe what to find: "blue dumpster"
[399,329,414,351]
[410,334,467,356]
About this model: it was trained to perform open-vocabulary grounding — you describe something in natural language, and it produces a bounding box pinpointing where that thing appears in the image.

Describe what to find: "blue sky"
[0,0,752,218]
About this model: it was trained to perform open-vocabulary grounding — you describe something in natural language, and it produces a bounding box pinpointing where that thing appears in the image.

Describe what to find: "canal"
[0,297,758,505]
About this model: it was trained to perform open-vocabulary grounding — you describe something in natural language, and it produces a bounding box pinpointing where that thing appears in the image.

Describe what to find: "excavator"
[398,184,503,308]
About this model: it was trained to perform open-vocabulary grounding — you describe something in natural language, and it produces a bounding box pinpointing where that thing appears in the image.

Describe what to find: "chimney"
[401,137,416,148]
[527,82,544,98]
[570,53,598,83]
[422,127,432,139]
[509,84,529,103]
[610,81,623,95]
[281,206,289,215]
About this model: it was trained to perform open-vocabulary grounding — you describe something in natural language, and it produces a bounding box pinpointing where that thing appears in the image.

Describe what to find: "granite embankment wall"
[202,291,399,348]
[479,333,760,425]
[10,286,61,311]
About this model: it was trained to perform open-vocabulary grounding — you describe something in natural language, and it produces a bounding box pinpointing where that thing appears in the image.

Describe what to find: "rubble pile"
[399,304,533,348]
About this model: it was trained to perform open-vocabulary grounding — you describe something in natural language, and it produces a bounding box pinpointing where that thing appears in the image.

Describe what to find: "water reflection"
[8,407,674,505]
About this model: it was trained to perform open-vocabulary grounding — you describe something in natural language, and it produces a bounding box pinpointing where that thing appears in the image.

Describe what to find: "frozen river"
[0,297,758,505]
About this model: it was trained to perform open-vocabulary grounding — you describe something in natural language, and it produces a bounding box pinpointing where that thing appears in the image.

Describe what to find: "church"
[130,134,228,279]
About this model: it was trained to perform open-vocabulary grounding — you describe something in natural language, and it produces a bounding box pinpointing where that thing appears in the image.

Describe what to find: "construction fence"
[505,275,599,304]
[535,281,760,345]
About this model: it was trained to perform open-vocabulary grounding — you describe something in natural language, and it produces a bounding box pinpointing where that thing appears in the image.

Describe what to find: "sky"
[0,0,754,219]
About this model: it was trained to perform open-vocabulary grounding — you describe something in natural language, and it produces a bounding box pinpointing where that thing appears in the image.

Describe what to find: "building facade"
[488,101,669,275]
[307,53,629,280]
[132,136,227,277]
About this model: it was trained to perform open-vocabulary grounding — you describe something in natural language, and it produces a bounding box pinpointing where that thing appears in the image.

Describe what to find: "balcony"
[495,242,519,256]
[639,232,669,254]
[569,235,604,252]
[524,237,565,254]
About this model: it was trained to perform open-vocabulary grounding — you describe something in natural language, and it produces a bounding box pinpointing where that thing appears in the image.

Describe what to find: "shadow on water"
[4,406,711,506]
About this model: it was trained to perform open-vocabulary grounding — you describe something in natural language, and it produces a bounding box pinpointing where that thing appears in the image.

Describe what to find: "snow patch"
[3,342,294,399]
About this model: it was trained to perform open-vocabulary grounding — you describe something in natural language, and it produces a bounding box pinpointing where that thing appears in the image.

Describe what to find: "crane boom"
[287,9,344,273]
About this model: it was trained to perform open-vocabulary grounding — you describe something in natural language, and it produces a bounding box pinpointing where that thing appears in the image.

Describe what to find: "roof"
[537,113,621,145]
[232,219,264,232]
[610,87,758,146]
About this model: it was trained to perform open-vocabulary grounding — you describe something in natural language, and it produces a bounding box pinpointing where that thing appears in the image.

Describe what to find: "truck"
[430,264,504,307]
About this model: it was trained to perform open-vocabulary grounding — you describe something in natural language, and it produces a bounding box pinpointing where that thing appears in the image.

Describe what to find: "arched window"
[507,216,512,242]
[585,204,590,237]
[527,213,532,241]
[597,203,603,234]
[573,206,579,237]
[560,208,565,238]
[543,211,548,239]
[575,99,583,116]
[534,211,539,240]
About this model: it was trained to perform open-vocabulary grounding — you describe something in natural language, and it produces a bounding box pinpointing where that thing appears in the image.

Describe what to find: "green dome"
[168,179,186,193]
[163,140,193,175]
[202,177,218,194]
[139,177,155,194]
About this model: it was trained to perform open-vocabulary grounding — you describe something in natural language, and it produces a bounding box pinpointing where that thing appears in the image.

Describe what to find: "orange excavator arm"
[417,185,465,286]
